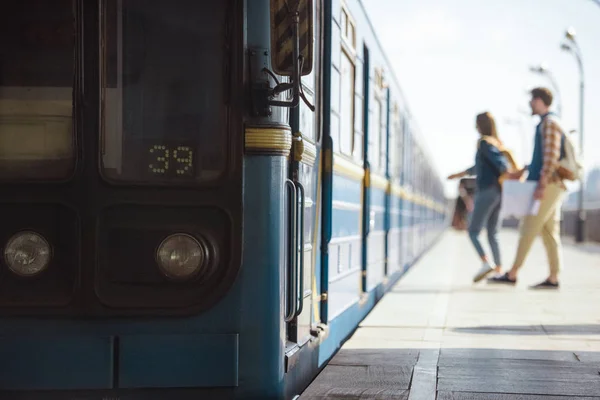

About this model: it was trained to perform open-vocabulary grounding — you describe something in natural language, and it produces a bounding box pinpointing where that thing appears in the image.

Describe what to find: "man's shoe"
[487,272,517,285]
[530,279,559,289]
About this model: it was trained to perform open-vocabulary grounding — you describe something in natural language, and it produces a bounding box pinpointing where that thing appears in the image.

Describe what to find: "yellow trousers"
[513,183,566,275]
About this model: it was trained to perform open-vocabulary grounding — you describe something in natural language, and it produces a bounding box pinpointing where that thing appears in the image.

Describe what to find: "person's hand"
[464,197,474,212]
[447,173,462,180]
[505,168,527,180]
[533,184,545,200]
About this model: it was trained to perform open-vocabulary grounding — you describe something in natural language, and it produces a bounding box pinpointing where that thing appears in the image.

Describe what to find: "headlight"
[156,234,208,281]
[4,231,52,277]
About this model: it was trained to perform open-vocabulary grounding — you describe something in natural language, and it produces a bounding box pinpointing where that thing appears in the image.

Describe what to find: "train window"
[341,6,356,49]
[369,98,381,171]
[348,24,356,48]
[352,88,364,161]
[369,68,386,173]
[100,0,229,184]
[339,51,355,156]
[378,104,386,172]
[0,0,75,181]
[397,113,404,179]
[404,130,412,186]
[391,105,403,179]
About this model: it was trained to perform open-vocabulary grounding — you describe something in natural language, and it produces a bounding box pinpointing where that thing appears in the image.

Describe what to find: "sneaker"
[487,272,517,285]
[530,279,559,290]
[473,263,495,283]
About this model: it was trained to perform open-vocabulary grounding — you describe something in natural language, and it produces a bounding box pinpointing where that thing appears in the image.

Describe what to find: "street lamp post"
[561,27,586,243]
[529,63,562,117]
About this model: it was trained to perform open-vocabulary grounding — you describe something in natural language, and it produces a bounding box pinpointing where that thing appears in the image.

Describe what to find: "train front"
[0,0,310,398]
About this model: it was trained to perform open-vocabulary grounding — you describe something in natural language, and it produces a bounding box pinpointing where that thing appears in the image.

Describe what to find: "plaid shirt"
[538,116,564,188]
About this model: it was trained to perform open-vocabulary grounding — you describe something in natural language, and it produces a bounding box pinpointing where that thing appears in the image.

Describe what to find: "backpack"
[478,136,520,185]
[543,116,583,181]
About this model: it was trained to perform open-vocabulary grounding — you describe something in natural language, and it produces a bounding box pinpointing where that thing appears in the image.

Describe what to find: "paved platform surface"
[301,230,600,399]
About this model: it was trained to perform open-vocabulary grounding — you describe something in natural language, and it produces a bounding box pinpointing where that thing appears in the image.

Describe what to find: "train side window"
[100,0,230,185]
[0,0,75,181]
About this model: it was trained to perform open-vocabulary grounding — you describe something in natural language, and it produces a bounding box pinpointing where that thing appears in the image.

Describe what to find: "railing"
[561,203,600,243]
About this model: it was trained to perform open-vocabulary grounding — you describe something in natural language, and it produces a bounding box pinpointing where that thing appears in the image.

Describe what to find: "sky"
[362,0,600,198]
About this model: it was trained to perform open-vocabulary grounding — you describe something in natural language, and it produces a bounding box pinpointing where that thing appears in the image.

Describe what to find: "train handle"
[295,181,306,317]
[285,179,298,322]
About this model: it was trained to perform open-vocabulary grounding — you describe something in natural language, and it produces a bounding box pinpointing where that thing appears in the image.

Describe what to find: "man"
[489,87,566,289]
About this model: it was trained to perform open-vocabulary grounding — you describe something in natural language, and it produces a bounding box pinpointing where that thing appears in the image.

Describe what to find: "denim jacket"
[466,139,509,190]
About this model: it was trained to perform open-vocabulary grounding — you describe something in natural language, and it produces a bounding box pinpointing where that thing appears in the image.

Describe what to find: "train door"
[399,118,409,270]
[405,130,415,266]
[286,0,322,353]
[320,2,365,325]
[387,105,403,277]
[364,65,388,293]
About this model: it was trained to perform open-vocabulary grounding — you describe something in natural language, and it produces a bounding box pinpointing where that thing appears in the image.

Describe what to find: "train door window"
[340,6,356,48]
[388,104,395,179]
[339,52,354,156]
[400,118,407,185]
[391,104,403,180]
[0,0,76,181]
[100,0,230,185]
[298,0,319,142]
[411,136,415,188]
[340,8,347,38]
[396,112,404,179]
[378,80,387,174]
[369,96,381,171]
[405,129,412,188]
[369,68,386,173]
[352,70,364,162]
[339,4,356,157]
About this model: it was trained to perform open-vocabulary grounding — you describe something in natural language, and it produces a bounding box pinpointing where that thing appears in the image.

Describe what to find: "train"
[0,0,448,399]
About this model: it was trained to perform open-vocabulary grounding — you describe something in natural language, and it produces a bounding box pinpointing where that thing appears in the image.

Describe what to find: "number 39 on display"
[148,145,194,176]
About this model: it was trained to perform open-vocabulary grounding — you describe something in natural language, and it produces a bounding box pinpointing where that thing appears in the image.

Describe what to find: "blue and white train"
[0,0,447,398]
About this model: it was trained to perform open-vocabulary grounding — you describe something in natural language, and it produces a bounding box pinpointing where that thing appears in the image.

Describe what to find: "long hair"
[476,112,500,142]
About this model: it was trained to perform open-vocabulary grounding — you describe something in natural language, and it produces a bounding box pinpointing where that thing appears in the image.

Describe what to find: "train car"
[0,0,447,399]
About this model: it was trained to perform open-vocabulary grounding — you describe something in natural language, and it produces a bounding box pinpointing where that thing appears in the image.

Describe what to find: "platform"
[300,230,600,399]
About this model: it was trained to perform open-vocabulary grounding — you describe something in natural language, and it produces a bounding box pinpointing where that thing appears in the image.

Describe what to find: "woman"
[448,112,511,283]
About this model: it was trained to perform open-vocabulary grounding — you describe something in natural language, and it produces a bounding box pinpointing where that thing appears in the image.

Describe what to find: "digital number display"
[148,145,194,178]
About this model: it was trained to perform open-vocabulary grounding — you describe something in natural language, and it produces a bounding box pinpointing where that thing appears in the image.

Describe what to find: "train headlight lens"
[4,232,52,277]
[156,234,207,281]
